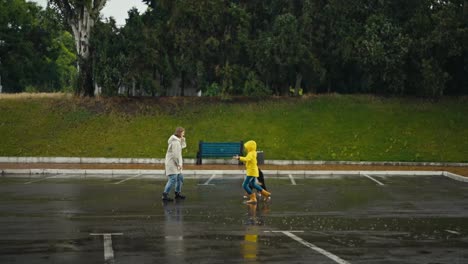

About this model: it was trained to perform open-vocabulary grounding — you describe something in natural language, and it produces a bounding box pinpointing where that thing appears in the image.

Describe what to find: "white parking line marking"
[199,174,217,185]
[114,174,142,184]
[90,233,123,264]
[270,230,304,233]
[288,174,297,185]
[276,231,351,264]
[362,174,384,186]
[445,230,461,235]
[165,235,184,241]
[24,175,61,184]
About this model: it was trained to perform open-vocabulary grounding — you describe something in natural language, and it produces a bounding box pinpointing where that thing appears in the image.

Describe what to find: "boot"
[246,193,257,204]
[175,192,186,199]
[162,192,173,201]
[260,189,271,201]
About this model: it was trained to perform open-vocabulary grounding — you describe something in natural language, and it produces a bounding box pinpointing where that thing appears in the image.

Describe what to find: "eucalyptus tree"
[49,0,107,96]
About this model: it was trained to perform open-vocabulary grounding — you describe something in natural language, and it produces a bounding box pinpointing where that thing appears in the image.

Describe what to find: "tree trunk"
[181,71,185,96]
[70,6,95,96]
[160,71,167,96]
[132,78,136,96]
[52,0,107,97]
[294,72,302,96]
[465,0,468,22]
[77,56,94,96]
[152,65,157,97]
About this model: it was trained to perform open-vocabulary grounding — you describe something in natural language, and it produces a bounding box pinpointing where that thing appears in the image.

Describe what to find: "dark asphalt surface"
[0,174,467,263]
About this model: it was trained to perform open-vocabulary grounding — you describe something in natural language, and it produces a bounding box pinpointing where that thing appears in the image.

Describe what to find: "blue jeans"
[164,174,184,193]
[243,176,263,195]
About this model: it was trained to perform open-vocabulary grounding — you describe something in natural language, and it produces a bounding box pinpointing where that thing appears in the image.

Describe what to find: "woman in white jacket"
[162,127,187,201]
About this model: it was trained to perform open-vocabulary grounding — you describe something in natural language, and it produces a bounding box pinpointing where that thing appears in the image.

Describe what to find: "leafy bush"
[243,71,270,97]
[204,82,221,96]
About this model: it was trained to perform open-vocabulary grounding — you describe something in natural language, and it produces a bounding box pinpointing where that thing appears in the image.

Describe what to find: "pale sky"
[31,0,148,26]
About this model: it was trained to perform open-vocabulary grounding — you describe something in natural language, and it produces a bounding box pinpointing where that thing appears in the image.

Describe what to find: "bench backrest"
[198,141,243,157]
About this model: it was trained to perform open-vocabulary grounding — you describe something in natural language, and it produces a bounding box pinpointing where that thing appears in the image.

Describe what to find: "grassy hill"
[0,93,467,162]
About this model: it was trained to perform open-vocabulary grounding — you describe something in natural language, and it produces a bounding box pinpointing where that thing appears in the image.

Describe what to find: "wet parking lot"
[0,173,467,263]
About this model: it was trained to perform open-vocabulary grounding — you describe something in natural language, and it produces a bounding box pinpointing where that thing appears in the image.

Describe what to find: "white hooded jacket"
[165,135,187,176]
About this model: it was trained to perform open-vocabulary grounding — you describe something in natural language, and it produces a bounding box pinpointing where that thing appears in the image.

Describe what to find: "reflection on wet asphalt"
[0,175,467,263]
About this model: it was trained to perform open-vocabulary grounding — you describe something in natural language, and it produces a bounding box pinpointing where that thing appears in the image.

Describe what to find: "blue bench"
[196,141,244,165]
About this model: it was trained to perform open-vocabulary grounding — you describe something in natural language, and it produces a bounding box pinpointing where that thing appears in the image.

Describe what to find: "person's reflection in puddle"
[242,202,270,262]
[162,199,185,263]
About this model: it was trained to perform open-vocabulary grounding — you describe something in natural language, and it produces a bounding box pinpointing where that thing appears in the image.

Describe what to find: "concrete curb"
[265,160,468,167]
[443,171,468,182]
[2,169,466,182]
[0,157,166,164]
[1,156,467,167]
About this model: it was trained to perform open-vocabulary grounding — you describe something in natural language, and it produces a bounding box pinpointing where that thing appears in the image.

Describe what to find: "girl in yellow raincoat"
[234,140,271,204]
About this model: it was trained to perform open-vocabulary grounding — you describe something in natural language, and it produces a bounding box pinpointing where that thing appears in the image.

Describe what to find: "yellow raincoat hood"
[244,140,257,153]
[239,140,259,177]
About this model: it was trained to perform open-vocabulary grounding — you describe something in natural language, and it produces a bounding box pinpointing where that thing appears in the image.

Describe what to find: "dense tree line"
[0,0,77,93]
[1,0,466,97]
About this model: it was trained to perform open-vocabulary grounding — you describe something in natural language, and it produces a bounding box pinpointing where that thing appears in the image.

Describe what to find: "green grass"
[0,94,467,162]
